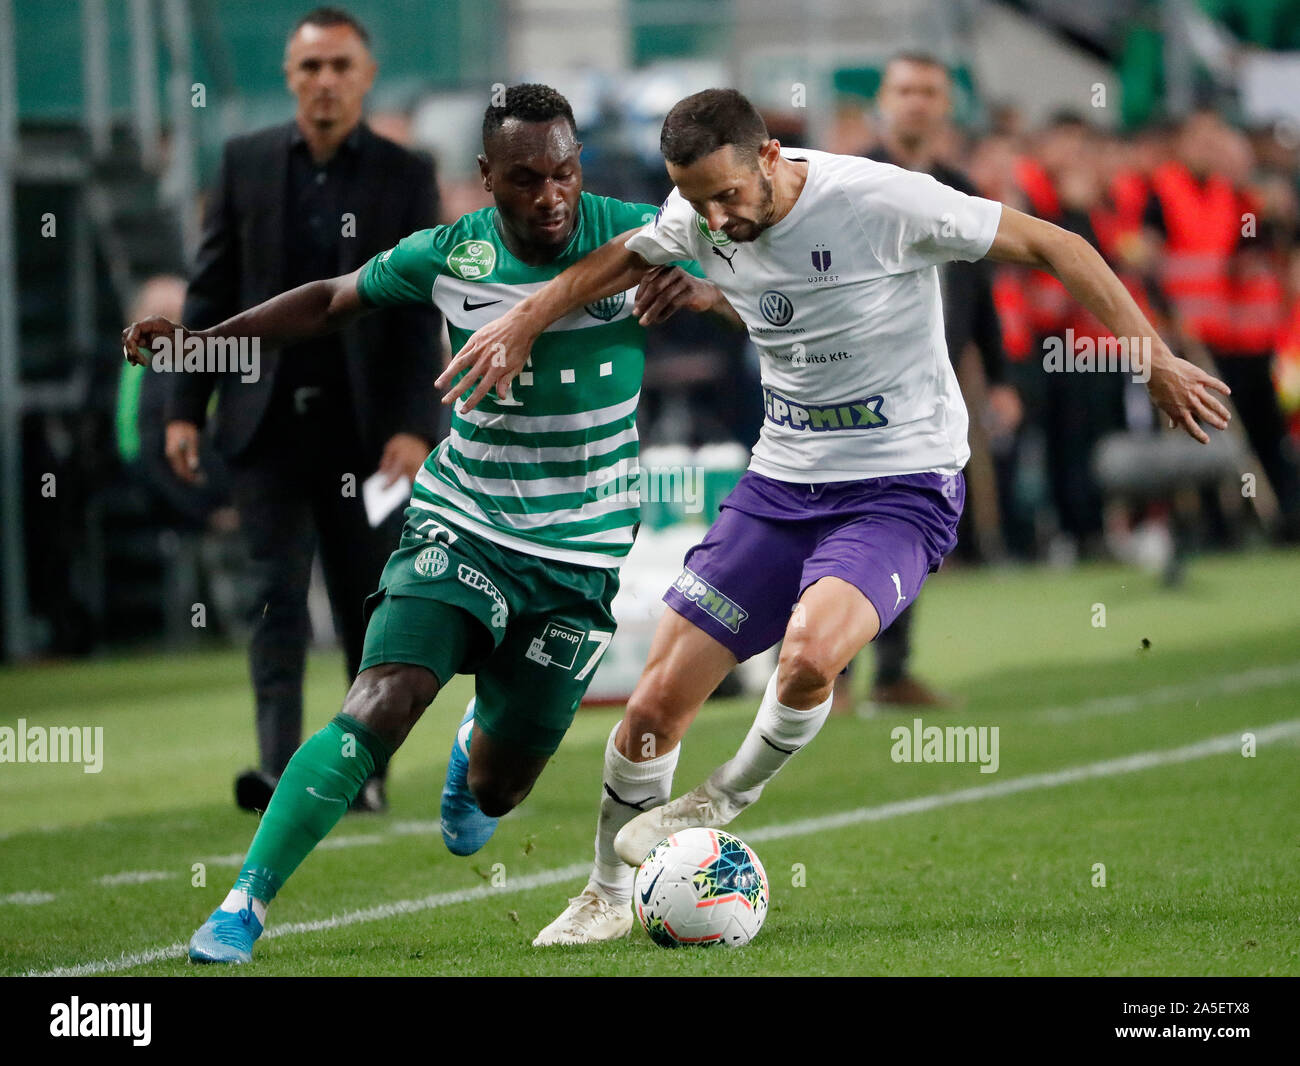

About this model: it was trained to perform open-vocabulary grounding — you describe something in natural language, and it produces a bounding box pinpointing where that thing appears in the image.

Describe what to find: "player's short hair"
[1044,109,1089,131]
[883,51,950,79]
[289,6,370,48]
[660,89,769,168]
[482,84,578,149]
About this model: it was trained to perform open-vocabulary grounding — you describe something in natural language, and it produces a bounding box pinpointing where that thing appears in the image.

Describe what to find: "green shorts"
[359,507,620,756]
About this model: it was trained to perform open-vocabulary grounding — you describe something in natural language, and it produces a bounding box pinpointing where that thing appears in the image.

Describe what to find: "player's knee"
[467,771,526,818]
[625,680,687,752]
[342,665,438,748]
[776,647,836,703]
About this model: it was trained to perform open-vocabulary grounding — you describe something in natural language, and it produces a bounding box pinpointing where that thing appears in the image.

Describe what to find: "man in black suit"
[165,7,441,812]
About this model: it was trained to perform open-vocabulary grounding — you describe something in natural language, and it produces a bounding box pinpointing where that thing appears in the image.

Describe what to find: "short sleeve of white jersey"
[625,187,697,266]
[848,161,1003,273]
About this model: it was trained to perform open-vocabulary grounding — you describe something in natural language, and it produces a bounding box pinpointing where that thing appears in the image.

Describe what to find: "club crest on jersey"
[672,567,748,633]
[695,214,732,247]
[759,290,794,327]
[524,620,584,670]
[763,386,888,431]
[584,292,626,321]
[811,244,832,272]
[413,545,449,578]
[447,239,497,281]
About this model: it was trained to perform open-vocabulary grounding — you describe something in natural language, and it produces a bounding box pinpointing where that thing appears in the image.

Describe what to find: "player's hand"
[632,266,721,326]
[121,315,185,367]
[164,420,203,484]
[986,384,1023,436]
[1146,350,1232,444]
[435,308,538,413]
[377,432,429,487]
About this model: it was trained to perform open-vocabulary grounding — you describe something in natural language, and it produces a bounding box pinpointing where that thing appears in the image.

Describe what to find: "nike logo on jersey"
[891,572,905,609]
[711,246,737,273]
[463,296,502,311]
[639,867,664,904]
[306,787,347,805]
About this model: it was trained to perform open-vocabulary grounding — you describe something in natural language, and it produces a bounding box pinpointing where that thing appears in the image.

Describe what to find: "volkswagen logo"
[759,290,794,327]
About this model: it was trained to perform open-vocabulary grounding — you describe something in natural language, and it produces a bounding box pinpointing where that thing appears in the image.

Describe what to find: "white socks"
[219,888,268,924]
[711,667,833,805]
[591,722,680,901]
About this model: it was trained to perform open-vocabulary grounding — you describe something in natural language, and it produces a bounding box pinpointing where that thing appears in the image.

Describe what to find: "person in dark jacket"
[165,7,442,811]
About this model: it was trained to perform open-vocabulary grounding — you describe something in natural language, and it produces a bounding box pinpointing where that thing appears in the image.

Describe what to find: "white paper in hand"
[362,471,410,527]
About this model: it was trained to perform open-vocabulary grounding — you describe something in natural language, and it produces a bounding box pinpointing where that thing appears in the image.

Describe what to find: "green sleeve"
[620,201,704,278]
[356,227,446,307]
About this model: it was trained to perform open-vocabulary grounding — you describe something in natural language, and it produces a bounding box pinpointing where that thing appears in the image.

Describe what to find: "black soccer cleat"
[234,768,278,813]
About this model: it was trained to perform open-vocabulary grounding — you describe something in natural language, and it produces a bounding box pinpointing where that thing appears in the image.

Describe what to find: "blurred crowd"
[824,97,1300,562]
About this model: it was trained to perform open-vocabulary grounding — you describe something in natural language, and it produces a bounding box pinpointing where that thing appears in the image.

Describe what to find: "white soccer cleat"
[613,779,749,867]
[532,882,633,946]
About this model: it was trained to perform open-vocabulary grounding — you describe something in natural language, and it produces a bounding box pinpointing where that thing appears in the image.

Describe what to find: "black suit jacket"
[168,121,443,464]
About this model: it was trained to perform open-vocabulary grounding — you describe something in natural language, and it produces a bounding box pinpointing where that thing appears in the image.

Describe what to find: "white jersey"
[626,147,1003,482]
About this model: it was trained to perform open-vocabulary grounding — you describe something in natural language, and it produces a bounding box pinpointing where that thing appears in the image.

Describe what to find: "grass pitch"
[2,549,1298,976]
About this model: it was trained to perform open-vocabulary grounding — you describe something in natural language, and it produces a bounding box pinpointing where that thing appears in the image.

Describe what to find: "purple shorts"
[662,470,964,662]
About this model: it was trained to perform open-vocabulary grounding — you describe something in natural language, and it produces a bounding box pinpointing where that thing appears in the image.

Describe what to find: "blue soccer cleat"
[188,894,264,964]
[440,699,498,856]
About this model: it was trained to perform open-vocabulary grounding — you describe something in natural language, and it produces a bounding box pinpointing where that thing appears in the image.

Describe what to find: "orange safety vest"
[1226,191,1286,355]
[1149,162,1239,350]
[1015,161,1160,344]
[1092,172,1164,334]
[993,267,1034,362]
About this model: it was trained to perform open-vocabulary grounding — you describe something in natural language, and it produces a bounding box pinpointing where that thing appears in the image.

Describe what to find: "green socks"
[233,714,392,903]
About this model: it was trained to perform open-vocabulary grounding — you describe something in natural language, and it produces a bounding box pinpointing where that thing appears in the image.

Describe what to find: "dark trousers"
[1211,351,1300,524]
[1042,362,1126,543]
[229,391,404,777]
[872,603,912,686]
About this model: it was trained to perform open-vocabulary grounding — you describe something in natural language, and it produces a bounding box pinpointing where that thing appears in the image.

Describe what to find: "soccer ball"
[633,827,769,947]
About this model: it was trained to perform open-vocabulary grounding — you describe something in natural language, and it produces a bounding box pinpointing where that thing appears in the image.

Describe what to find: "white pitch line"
[3,891,55,906]
[1035,661,1300,723]
[743,717,1300,844]
[28,718,1298,977]
[96,871,176,886]
[18,663,1297,896]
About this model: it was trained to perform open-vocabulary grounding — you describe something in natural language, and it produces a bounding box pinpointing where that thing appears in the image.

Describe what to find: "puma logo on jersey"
[711,246,738,273]
[891,572,905,609]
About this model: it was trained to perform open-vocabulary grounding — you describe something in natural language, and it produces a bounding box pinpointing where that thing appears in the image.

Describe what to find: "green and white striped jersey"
[358,192,693,568]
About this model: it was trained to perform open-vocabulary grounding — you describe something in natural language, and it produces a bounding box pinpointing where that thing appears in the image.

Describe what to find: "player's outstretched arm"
[984,206,1232,444]
[436,229,652,411]
[121,269,371,367]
